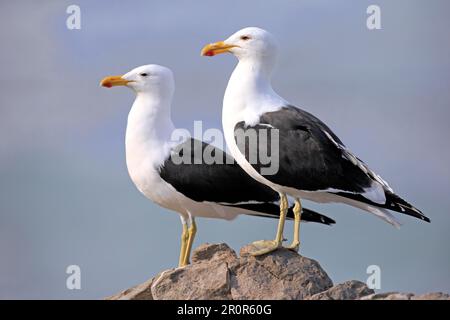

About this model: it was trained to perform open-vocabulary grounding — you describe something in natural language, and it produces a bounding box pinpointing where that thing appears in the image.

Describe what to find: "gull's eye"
[140,73,149,77]
[240,35,251,41]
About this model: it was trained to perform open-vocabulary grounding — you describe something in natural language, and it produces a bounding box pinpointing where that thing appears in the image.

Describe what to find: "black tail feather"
[336,191,430,223]
[231,202,336,226]
[292,207,336,225]
[384,192,430,223]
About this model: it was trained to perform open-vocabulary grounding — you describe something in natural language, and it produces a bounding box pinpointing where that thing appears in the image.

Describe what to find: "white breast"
[125,135,243,221]
[124,96,185,213]
[125,98,242,221]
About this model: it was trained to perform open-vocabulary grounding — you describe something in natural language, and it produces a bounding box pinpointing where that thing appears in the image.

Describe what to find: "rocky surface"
[307,280,374,300]
[107,243,449,300]
[361,292,450,300]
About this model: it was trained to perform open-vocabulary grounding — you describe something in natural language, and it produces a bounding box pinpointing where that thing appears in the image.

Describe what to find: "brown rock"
[191,243,237,264]
[362,291,450,300]
[105,278,154,300]
[151,261,232,300]
[308,280,374,300]
[106,242,450,300]
[412,292,450,300]
[361,292,414,300]
[109,243,333,300]
[231,245,333,299]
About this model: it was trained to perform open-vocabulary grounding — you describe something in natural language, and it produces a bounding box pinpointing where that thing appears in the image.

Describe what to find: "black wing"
[235,106,372,192]
[159,138,335,225]
[234,106,429,222]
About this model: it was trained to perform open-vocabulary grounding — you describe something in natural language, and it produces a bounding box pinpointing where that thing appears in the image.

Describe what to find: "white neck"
[221,57,287,191]
[125,92,176,171]
[223,57,286,128]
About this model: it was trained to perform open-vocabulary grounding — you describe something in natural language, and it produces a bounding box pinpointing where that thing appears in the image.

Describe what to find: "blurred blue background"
[0,0,449,299]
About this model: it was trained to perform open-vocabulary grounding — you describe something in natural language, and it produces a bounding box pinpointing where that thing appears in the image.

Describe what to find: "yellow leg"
[181,217,197,267]
[178,221,189,267]
[285,198,302,252]
[249,193,288,256]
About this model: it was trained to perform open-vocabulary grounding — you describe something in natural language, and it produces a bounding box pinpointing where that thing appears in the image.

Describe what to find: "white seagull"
[201,27,430,256]
[100,64,335,266]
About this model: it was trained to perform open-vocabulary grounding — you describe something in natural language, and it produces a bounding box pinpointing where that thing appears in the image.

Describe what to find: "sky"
[0,0,449,299]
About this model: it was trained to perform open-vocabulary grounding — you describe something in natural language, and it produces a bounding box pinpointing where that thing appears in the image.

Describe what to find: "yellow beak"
[100,75,132,88]
[201,41,237,57]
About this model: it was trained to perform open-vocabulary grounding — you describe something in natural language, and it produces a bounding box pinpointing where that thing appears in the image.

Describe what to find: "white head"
[100,64,174,99]
[201,27,278,69]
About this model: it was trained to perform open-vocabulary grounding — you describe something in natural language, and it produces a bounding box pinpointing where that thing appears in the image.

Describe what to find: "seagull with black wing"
[201,27,430,256]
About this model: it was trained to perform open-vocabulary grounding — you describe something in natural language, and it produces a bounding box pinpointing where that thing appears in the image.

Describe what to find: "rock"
[109,243,332,300]
[105,278,154,300]
[412,292,450,300]
[152,260,232,300]
[230,244,333,299]
[361,292,414,300]
[107,242,450,300]
[191,243,237,264]
[308,280,374,300]
[361,291,450,300]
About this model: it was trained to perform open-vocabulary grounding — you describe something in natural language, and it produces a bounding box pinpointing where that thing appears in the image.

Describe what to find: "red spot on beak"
[204,50,215,57]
